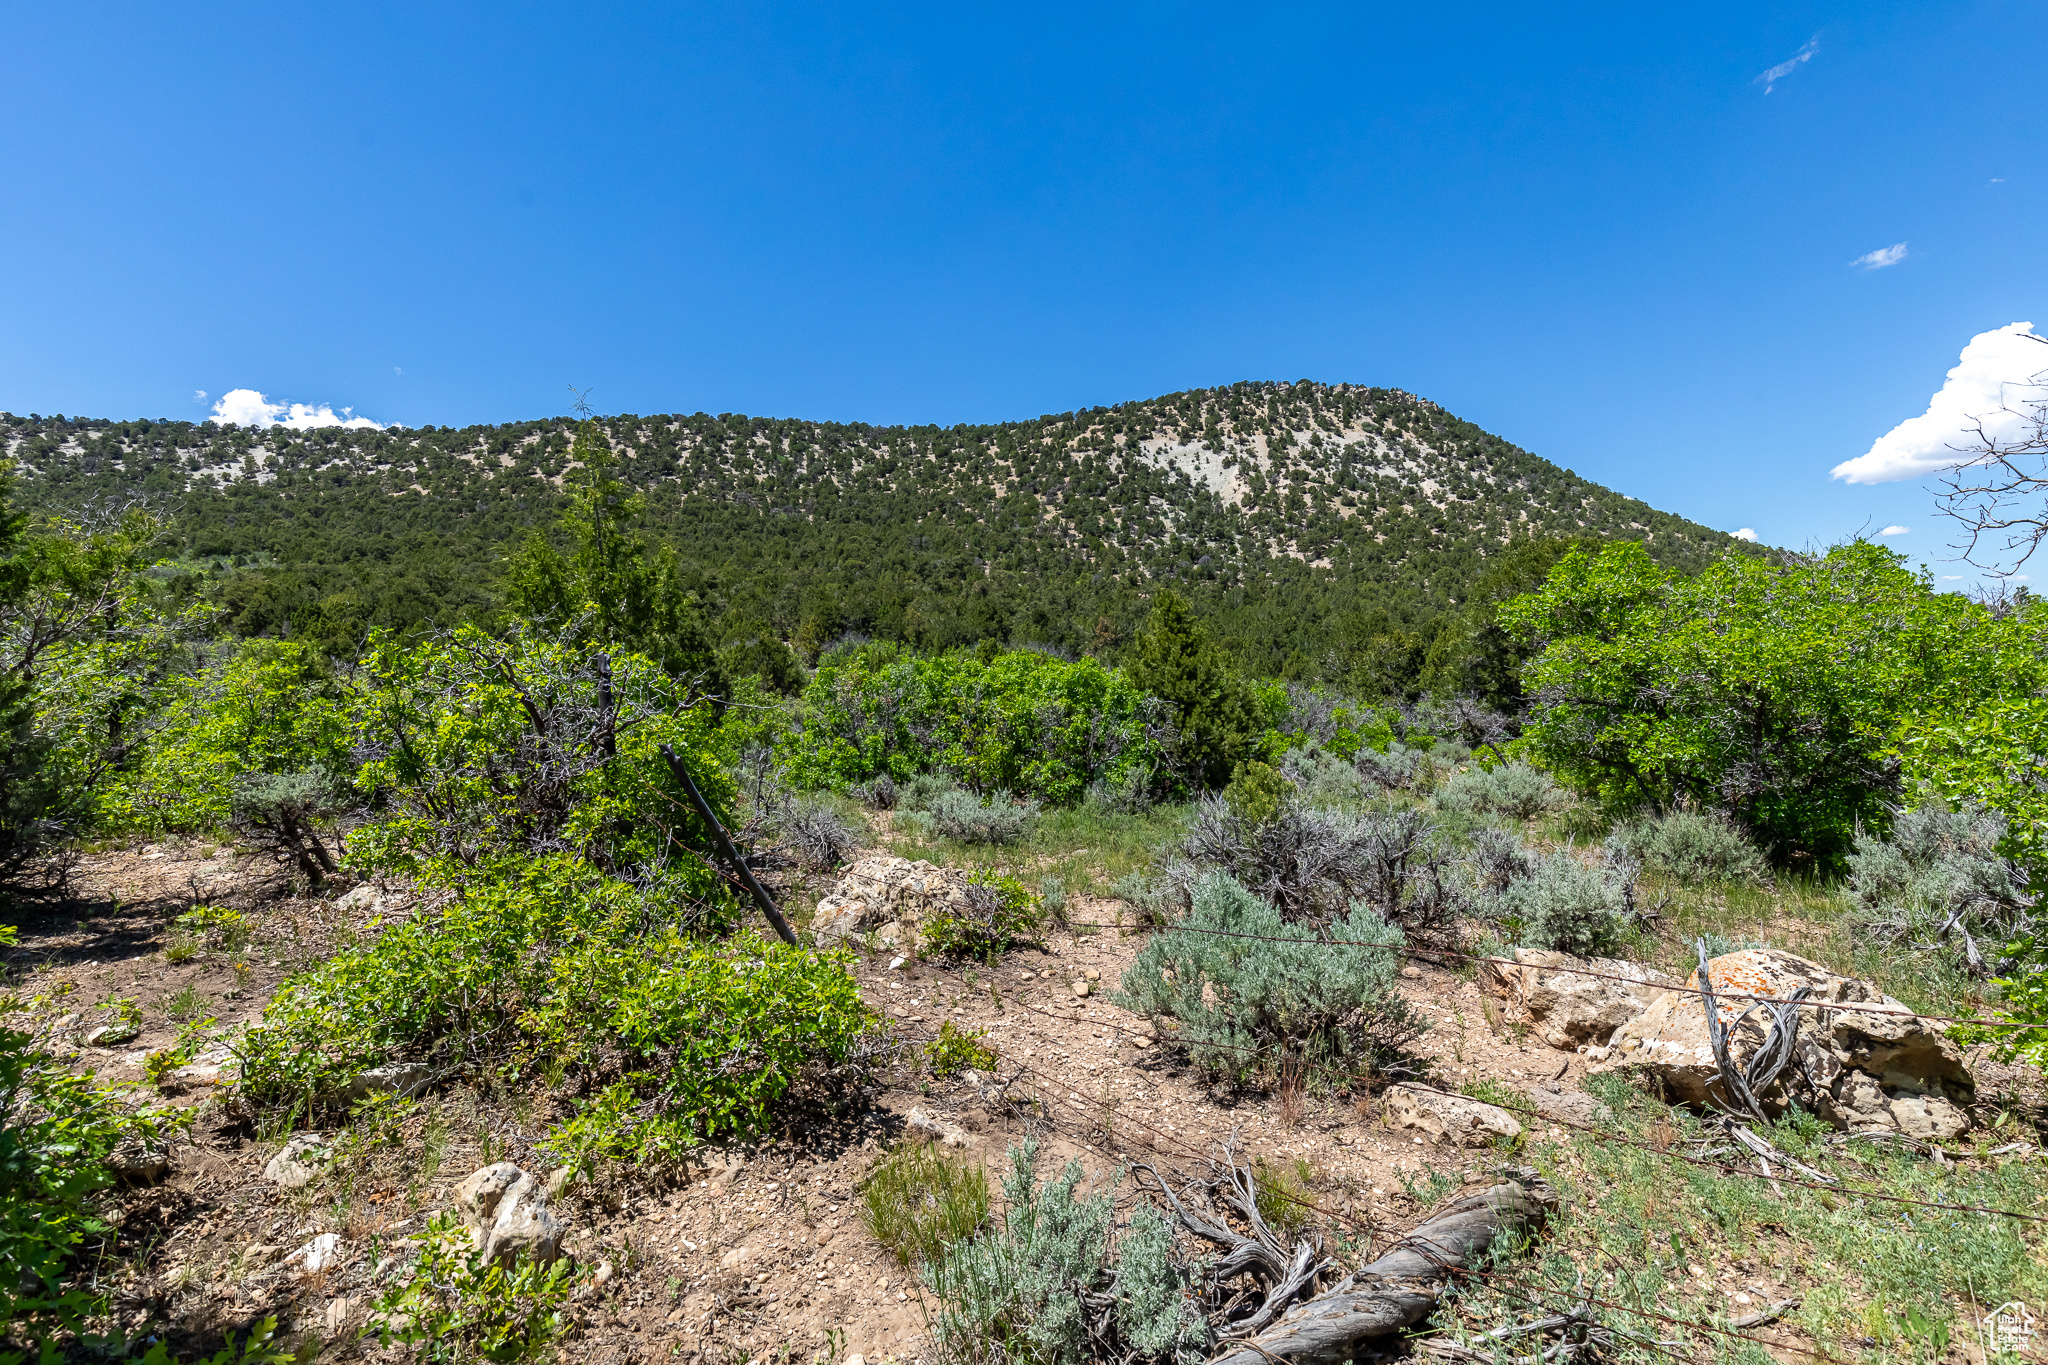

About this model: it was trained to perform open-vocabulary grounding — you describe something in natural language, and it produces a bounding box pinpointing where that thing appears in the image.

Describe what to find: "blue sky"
[3,3,2043,574]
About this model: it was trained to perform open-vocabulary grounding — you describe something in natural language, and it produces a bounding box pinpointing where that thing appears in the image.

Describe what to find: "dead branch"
[1141,1150,1558,1365]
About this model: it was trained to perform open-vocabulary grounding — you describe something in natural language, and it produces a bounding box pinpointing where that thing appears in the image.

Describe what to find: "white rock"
[1383,1084,1523,1148]
[335,884,386,914]
[906,1105,975,1149]
[1593,949,1974,1139]
[263,1134,331,1189]
[346,1061,433,1102]
[454,1162,565,1267]
[1486,948,1680,1050]
[810,856,974,946]
[286,1232,345,1276]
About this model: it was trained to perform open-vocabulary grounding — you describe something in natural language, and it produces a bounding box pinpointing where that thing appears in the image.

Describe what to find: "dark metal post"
[659,742,799,946]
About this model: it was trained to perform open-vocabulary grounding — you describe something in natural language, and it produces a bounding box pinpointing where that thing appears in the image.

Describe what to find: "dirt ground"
[7,840,2042,1363]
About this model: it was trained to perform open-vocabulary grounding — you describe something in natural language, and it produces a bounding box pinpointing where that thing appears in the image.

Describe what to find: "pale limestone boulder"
[1385,1084,1523,1147]
[1590,949,1973,1140]
[455,1162,565,1267]
[810,856,972,946]
[263,1134,331,1189]
[346,1061,433,1102]
[1485,948,1680,1050]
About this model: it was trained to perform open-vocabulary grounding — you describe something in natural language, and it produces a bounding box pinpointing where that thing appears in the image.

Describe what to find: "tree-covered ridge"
[0,382,1747,679]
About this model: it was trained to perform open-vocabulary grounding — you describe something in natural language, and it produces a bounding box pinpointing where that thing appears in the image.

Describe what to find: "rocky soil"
[7,840,2043,1362]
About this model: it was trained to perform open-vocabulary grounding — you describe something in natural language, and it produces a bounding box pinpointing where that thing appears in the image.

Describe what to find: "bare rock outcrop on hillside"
[1590,948,1974,1140]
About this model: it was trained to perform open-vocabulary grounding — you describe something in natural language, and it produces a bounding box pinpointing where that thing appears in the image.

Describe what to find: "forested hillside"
[0,380,1746,688]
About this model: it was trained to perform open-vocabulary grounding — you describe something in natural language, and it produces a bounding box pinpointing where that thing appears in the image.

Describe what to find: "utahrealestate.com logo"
[1982,1301,2038,1354]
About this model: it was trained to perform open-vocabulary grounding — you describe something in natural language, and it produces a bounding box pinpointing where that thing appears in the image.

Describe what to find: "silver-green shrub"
[1846,800,2034,976]
[925,788,1040,845]
[1354,742,1428,792]
[1111,871,1423,1082]
[1615,809,1767,886]
[1499,851,1633,957]
[1279,742,1365,809]
[1180,796,1463,936]
[924,1141,1204,1365]
[1436,761,1558,822]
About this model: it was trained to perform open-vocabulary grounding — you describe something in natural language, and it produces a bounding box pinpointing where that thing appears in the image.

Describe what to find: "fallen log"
[1160,1164,1558,1365]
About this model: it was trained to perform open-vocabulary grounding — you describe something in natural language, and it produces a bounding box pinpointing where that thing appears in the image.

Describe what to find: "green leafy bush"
[1111,872,1422,1083]
[99,638,351,838]
[925,1022,999,1077]
[236,856,643,1110]
[858,1142,991,1267]
[923,1140,1205,1365]
[534,929,874,1164]
[368,1211,578,1363]
[0,1026,173,1350]
[343,624,733,888]
[1502,539,2024,867]
[920,871,1042,961]
[1615,808,1768,886]
[780,645,1167,806]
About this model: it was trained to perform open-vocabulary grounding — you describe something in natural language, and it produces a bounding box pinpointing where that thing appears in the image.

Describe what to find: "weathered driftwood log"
[1161,1165,1558,1365]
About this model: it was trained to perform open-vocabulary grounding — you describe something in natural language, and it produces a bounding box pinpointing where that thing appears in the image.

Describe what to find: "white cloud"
[192,389,208,403]
[1879,525,1910,536]
[207,387,385,431]
[1941,574,1964,580]
[1851,242,1908,270]
[1756,37,1818,93]
[1831,322,2048,484]
[1732,527,1758,541]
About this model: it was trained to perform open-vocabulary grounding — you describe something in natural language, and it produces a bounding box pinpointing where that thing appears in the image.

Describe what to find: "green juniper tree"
[1127,589,1259,789]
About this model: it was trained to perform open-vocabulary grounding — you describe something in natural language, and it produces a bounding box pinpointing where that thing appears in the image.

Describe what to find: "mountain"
[0,380,1748,688]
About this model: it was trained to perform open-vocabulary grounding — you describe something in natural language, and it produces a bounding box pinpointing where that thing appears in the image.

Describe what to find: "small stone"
[816,1229,833,1245]
[346,1061,432,1102]
[847,1355,867,1365]
[1083,968,1100,982]
[287,1232,345,1276]
[1071,981,1090,998]
[888,956,906,970]
[1131,1036,1151,1049]
[83,1023,140,1048]
[1017,970,1035,980]
[263,1134,332,1190]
